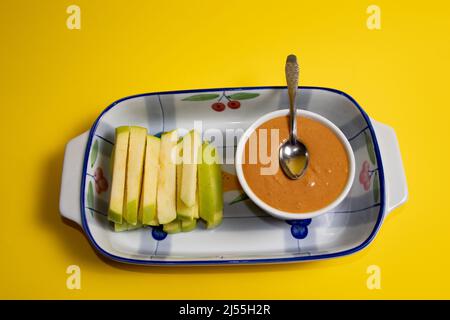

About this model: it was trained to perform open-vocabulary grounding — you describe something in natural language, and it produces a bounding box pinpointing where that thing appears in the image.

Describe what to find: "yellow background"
[1,0,449,299]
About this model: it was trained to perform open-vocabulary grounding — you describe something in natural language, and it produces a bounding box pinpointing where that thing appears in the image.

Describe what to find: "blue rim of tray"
[80,86,386,265]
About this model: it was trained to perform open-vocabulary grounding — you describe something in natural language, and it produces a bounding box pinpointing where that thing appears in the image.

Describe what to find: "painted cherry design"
[211,102,226,112]
[181,91,258,112]
[227,100,241,109]
[94,167,108,194]
[210,92,242,111]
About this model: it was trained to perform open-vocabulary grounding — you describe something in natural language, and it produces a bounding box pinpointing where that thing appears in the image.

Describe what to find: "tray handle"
[59,131,89,226]
[372,120,408,214]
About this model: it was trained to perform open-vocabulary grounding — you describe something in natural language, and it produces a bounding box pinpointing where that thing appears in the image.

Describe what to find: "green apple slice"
[163,219,181,234]
[180,130,201,207]
[206,211,223,229]
[193,186,199,219]
[157,130,178,224]
[124,126,147,225]
[198,142,223,226]
[138,135,160,225]
[108,126,130,224]
[181,218,197,232]
[138,188,159,225]
[114,221,142,232]
[176,141,197,220]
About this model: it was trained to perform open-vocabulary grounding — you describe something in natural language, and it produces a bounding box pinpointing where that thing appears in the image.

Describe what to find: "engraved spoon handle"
[285,54,299,143]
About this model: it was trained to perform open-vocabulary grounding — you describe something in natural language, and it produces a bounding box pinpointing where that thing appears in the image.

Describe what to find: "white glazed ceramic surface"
[59,87,408,265]
[235,109,356,220]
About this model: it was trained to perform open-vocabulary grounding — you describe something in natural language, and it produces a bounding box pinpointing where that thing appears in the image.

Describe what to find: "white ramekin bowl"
[235,109,356,220]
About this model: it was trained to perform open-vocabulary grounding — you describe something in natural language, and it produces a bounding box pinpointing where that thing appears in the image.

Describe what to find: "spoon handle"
[285,54,299,143]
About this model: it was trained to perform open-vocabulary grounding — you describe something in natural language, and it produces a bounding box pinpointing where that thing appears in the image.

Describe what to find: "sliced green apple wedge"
[157,130,178,224]
[176,141,197,220]
[124,126,147,225]
[108,126,130,224]
[181,218,197,232]
[180,130,201,207]
[139,135,160,226]
[206,211,223,229]
[198,142,223,226]
[114,221,142,232]
[193,186,199,219]
[163,219,181,234]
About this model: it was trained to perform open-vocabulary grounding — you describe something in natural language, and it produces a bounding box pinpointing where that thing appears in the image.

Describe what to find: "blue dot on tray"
[286,218,311,226]
[151,227,167,241]
[291,224,308,239]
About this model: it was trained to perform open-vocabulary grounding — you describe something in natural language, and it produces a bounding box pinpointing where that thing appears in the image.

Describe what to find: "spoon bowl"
[279,138,309,179]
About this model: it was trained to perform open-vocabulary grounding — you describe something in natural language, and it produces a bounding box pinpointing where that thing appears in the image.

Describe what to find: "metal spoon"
[279,54,309,179]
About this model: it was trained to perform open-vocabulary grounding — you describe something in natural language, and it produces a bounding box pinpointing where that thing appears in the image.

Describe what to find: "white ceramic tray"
[59,86,408,265]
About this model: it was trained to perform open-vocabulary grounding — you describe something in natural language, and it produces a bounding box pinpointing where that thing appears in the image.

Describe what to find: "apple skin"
[114,221,142,232]
[163,219,181,234]
[198,142,223,226]
[206,211,223,229]
[141,203,159,226]
[108,126,130,224]
[126,199,139,224]
[181,218,197,232]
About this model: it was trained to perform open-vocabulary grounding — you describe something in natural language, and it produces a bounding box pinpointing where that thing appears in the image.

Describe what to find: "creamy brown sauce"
[242,115,349,213]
